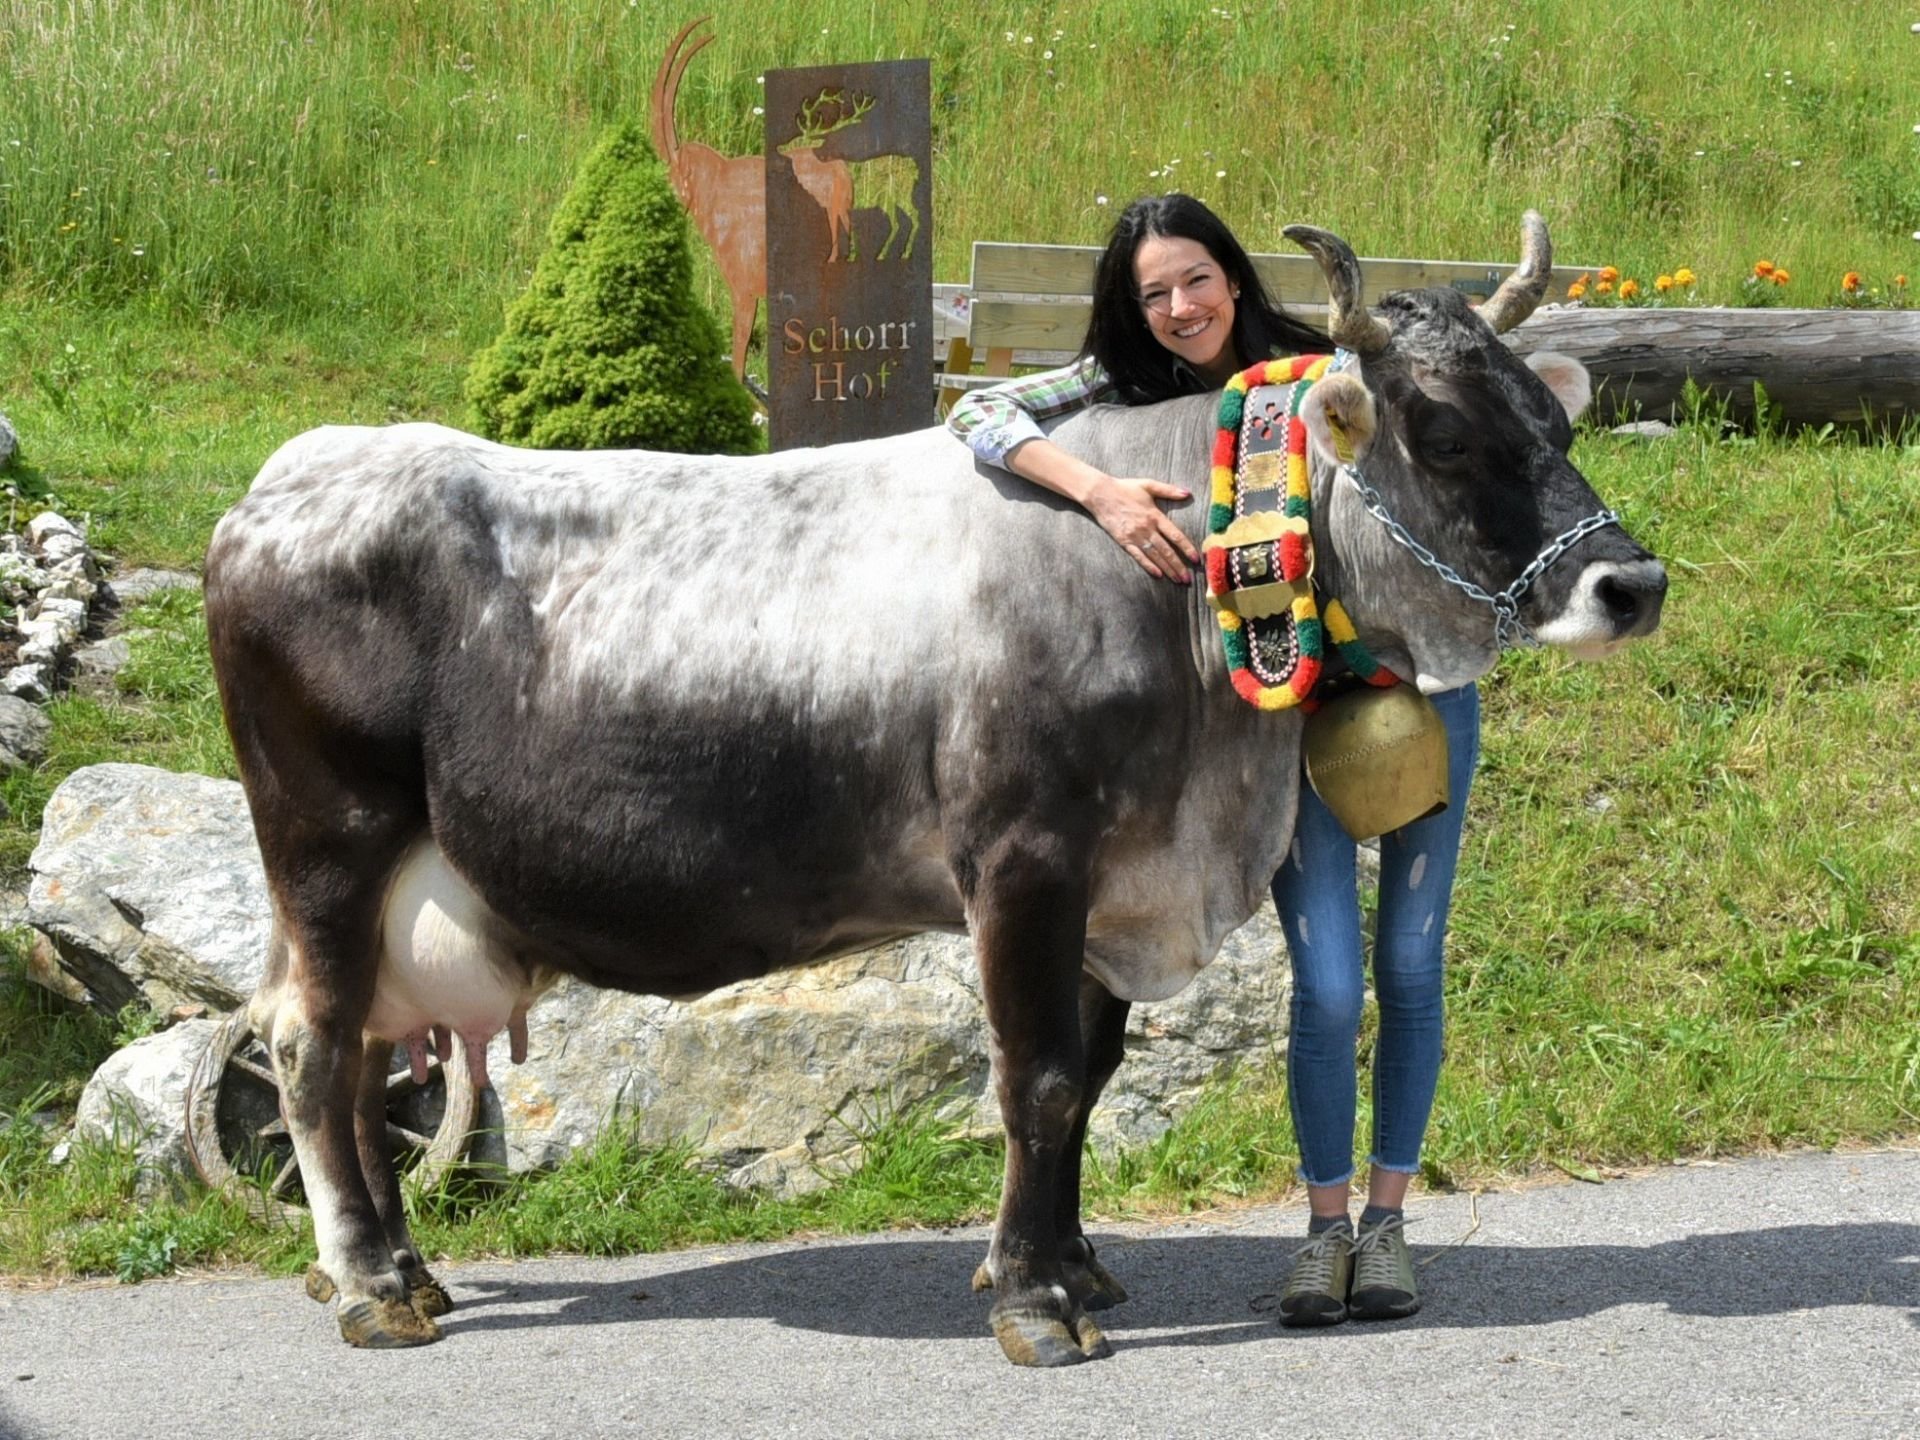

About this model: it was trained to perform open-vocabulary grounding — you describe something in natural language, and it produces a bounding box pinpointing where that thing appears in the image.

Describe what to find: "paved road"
[3,1149,1916,1440]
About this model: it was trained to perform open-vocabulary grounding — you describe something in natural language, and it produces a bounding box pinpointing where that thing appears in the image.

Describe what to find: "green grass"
[3,0,1919,1283]
[3,0,1917,329]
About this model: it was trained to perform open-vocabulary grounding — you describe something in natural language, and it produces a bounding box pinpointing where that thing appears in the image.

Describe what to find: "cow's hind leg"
[267,937,439,1349]
[969,836,1110,1367]
[301,1037,450,1319]
[357,1039,452,1319]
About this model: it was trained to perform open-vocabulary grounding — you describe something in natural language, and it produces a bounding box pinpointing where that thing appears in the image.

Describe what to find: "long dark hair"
[1082,194,1328,404]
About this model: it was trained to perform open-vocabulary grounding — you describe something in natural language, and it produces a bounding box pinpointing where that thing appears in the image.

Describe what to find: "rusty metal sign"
[651,17,764,383]
[764,59,933,449]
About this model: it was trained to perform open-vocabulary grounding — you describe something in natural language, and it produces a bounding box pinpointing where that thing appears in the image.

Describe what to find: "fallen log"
[1505,307,1920,433]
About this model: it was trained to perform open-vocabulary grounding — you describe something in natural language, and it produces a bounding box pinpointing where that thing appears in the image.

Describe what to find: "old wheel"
[185,1010,478,1224]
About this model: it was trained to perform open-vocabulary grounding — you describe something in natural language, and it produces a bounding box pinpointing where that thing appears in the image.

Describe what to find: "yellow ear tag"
[1325,413,1356,465]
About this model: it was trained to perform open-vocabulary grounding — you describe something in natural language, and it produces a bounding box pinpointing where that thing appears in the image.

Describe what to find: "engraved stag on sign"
[650,16,763,380]
[778,89,922,263]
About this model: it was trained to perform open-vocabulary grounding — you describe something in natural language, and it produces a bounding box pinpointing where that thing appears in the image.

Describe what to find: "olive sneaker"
[1349,1212,1419,1320]
[1278,1219,1354,1327]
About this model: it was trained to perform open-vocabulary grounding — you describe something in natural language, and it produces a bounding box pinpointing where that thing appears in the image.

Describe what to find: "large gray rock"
[28,764,272,1015]
[104,568,200,606]
[74,1019,221,1197]
[0,412,15,467]
[480,935,994,1195]
[36,765,1301,1196]
[0,693,52,769]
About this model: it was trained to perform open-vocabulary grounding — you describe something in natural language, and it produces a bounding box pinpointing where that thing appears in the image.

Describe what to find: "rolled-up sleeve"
[946,356,1117,469]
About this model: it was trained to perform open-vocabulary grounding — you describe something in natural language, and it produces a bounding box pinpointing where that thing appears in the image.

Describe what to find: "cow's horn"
[1283,223,1391,356]
[1477,210,1552,335]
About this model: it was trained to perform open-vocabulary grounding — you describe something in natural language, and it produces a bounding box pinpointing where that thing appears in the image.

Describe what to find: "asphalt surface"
[2,1148,1916,1440]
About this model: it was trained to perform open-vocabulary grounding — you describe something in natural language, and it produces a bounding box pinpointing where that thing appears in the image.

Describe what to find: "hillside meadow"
[1,1,1917,1278]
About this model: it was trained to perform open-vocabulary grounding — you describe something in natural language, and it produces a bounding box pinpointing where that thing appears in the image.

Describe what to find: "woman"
[947,193,1480,1327]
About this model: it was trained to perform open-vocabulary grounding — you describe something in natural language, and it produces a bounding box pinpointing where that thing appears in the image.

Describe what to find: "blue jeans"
[1270,683,1480,1187]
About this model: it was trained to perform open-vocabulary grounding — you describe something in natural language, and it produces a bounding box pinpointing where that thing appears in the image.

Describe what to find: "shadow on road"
[435,1221,1920,1351]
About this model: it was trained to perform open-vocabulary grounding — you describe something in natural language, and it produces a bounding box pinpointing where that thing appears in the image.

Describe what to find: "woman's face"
[1133,234,1240,382]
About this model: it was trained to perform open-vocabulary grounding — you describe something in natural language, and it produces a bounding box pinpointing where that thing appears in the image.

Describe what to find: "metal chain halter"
[1337,465,1621,649]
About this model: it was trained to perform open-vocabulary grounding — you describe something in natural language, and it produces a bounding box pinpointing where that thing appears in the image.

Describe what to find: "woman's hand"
[1002,439,1203,585]
[1082,473,1202,584]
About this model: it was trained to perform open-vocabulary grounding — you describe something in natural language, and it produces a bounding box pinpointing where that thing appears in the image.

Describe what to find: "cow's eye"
[1426,436,1469,463]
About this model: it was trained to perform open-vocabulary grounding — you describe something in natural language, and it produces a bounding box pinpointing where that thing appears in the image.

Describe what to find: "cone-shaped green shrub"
[466,123,761,454]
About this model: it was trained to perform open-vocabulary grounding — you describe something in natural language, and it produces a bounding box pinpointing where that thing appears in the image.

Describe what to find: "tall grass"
[3,0,1916,343]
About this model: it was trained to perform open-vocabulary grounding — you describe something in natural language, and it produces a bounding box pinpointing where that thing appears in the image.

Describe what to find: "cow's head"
[1286,213,1667,693]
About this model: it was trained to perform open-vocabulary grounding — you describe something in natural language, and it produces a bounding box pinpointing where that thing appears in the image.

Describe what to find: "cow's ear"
[1300,372,1377,467]
[1525,350,1592,421]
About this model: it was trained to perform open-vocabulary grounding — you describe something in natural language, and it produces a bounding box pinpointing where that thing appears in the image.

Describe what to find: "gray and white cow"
[204,214,1664,1367]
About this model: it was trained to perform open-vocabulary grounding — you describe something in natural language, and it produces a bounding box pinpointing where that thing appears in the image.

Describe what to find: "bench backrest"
[938,240,1594,406]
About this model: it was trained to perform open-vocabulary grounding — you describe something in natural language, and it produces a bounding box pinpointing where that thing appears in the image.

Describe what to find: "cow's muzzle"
[1534,557,1668,657]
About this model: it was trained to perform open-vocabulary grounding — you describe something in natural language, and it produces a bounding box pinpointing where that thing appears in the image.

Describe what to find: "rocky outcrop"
[74,1019,223,1197]
[3,513,107,702]
[28,764,272,1015]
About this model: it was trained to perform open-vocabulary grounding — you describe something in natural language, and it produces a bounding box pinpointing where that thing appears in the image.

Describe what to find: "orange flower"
[1842,271,1862,293]
[1673,266,1696,286]
[1619,278,1641,300]
[1568,280,1589,299]
[1655,274,1675,292]
[1753,259,1775,278]
[1595,280,1614,295]
[1597,264,1620,283]
[1896,275,1909,288]
[1771,268,1791,286]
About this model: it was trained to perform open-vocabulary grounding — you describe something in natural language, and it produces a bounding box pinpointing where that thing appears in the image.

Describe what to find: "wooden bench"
[933,242,1593,415]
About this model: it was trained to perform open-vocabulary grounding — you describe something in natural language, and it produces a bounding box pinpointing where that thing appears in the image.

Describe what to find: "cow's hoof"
[304,1264,337,1304]
[970,1261,994,1293]
[989,1297,1111,1367]
[338,1297,442,1348]
[404,1267,454,1320]
[1068,1253,1129,1312]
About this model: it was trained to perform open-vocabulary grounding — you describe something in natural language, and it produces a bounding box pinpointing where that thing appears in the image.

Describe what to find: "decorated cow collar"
[1205,355,1399,710]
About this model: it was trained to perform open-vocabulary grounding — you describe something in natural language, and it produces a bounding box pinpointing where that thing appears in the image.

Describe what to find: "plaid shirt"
[948,348,1354,469]
[945,355,1119,469]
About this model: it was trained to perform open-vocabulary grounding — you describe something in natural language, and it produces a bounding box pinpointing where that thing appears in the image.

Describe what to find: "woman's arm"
[947,358,1202,583]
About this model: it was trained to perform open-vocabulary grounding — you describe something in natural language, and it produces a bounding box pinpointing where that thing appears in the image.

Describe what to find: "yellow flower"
[1598,264,1620,283]
[1595,279,1614,295]
[1772,268,1791,285]
[1567,281,1588,299]
[59,221,77,232]
[1618,278,1641,300]
[1841,271,1862,293]
[1655,274,1674,292]
[1674,267,1696,286]
[1753,259,1775,278]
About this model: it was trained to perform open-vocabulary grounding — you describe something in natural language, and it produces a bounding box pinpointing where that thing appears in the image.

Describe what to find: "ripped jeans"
[1270,683,1480,1187]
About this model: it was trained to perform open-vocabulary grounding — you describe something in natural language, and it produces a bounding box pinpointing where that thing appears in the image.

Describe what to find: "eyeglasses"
[1137,270,1224,315]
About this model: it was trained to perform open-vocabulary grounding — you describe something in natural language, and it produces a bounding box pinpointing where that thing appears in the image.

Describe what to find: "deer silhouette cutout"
[778,89,922,263]
[650,16,763,380]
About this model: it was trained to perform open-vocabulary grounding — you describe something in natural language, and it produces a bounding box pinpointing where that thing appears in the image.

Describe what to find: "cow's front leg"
[973,974,1131,1314]
[1056,976,1131,1312]
[969,839,1110,1366]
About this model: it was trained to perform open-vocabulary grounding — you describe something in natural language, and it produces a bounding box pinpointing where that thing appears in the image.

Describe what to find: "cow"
[203,214,1666,1368]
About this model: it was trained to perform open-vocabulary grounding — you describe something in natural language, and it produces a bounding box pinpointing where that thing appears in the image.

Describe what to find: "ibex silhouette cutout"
[650,16,762,379]
[778,89,922,263]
